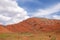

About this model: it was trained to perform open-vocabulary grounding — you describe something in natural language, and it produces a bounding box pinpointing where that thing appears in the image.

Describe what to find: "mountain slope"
[0,25,11,33]
[5,17,60,33]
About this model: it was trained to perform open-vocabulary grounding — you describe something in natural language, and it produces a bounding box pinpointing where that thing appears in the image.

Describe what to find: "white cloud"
[53,15,60,19]
[0,0,29,25]
[0,15,11,21]
[32,3,60,19]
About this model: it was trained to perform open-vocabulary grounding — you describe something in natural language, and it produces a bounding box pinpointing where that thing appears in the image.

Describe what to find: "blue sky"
[17,0,60,16]
[0,0,60,25]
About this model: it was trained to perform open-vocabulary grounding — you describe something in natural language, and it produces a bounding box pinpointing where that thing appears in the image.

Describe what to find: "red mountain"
[0,17,60,33]
[0,25,11,33]
[5,17,60,33]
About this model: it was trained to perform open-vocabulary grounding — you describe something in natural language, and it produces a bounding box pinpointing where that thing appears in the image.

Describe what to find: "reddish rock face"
[0,17,60,33]
[0,25,11,33]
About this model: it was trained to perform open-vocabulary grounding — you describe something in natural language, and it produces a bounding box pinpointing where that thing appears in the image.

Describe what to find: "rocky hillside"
[5,17,60,33]
[0,25,11,33]
[0,17,60,33]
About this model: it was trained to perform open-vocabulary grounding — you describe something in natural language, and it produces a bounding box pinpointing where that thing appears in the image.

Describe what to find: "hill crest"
[0,17,60,33]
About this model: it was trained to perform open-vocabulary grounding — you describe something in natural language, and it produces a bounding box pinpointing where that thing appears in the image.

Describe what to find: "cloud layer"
[0,0,29,25]
[32,3,60,19]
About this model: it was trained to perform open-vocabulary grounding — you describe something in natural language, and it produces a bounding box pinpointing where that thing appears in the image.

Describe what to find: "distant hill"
[0,17,60,33]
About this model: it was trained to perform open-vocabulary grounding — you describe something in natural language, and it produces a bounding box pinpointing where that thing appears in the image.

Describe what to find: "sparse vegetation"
[51,36,56,40]
[0,32,59,40]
